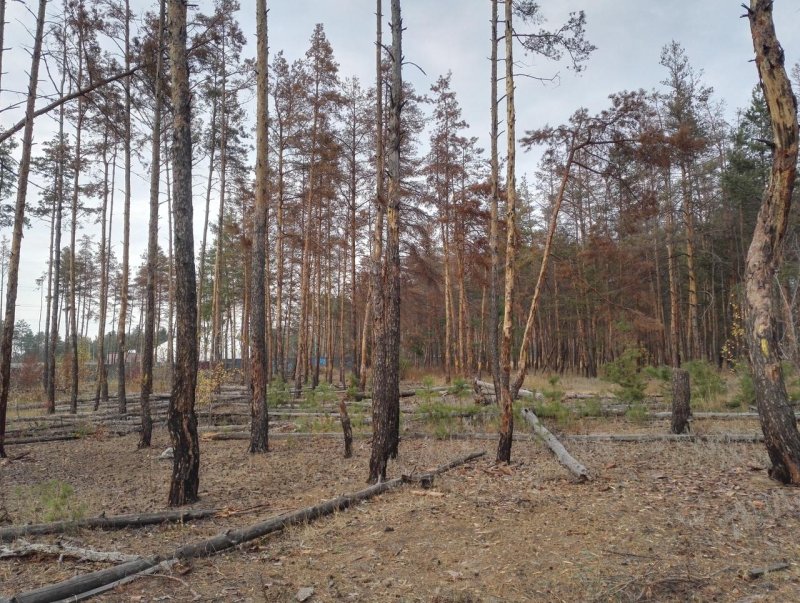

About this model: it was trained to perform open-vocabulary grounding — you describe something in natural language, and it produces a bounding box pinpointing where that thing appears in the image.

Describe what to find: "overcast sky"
[1,0,799,331]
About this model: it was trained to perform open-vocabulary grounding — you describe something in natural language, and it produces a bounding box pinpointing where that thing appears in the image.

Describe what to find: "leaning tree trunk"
[167,0,200,505]
[0,0,47,458]
[744,0,800,484]
[140,0,166,449]
[249,0,269,454]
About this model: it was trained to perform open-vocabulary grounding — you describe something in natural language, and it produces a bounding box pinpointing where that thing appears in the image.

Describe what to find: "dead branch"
[0,540,139,563]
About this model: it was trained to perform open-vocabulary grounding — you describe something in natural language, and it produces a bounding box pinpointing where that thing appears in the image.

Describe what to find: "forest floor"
[2,383,800,602]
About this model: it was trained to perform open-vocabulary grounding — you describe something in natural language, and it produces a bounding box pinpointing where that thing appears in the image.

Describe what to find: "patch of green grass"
[576,397,603,417]
[625,404,648,423]
[531,400,572,428]
[541,375,564,404]
[416,375,438,403]
[415,400,482,421]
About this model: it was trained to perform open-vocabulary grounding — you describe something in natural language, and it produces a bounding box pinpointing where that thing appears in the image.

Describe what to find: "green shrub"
[783,362,800,403]
[314,382,337,404]
[416,375,438,403]
[644,365,672,382]
[730,362,755,409]
[27,480,86,523]
[448,377,471,398]
[602,348,646,403]
[684,360,726,405]
[267,378,290,408]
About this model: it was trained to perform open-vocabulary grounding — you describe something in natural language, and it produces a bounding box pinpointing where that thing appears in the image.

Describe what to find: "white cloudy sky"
[1,0,799,331]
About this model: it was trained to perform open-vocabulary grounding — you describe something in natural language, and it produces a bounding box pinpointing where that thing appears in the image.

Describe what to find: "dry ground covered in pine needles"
[2,414,800,602]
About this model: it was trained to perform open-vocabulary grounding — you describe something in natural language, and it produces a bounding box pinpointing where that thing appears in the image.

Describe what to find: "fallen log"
[201,431,541,442]
[522,408,589,482]
[350,388,441,402]
[175,450,484,558]
[6,452,485,603]
[564,433,764,443]
[0,540,139,563]
[746,561,790,579]
[61,559,177,602]
[474,380,543,401]
[8,556,163,603]
[0,508,221,543]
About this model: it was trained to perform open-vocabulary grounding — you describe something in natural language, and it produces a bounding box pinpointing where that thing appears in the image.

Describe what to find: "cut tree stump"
[6,451,486,603]
[0,508,220,542]
[671,368,691,434]
[522,408,589,482]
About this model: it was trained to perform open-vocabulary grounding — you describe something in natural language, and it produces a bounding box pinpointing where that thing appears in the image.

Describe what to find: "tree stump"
[671,368,691,434]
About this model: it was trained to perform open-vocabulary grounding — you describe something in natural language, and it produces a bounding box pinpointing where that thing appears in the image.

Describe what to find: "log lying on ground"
[474,380,543,401]
[0,509,221,543]
[202,431,541,442]
[0,541,139,563]
[350,388,445,402]
[175,450,484,558]
[564,433,764,443]
[7,556,163,603]
[5,451,485,603]
[747,562,790,579]
[522,408,589,482]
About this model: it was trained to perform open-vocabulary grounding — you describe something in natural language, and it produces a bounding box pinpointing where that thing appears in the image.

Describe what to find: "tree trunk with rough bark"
[140,0,166,449]
[117,0,132,415]
[671,368,691,434]
[369,0,403,483]
[249,0,269,454]
[497,0,516,464]
[488,0,501,398]
[0,0,47,458]
[744,0,800,485]
[167,0,200,505]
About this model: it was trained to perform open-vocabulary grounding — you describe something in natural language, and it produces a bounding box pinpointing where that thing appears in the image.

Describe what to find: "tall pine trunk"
[488,0,501,397]
[140,0,166,448]
[167,0,200,505]
[496,0,516,463]
[117,0,132,414]
[369,0,402,482]
[249,0,269,453]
